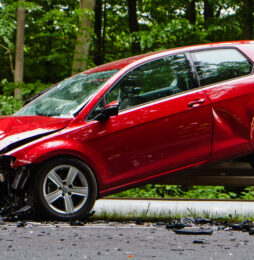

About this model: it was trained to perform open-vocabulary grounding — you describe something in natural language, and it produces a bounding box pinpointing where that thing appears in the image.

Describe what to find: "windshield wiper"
[36,110,61,117]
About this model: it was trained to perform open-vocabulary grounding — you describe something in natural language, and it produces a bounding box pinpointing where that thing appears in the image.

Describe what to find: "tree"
[94,0,107,66]
[14,0,25,99]
[127,0,140,55]
[24,1,79,83]
[204,0,214,22]
[0,0,250,90]
[242,0,253,39]
[186,0,196,25]
[0,2,16,81]
[72,0,96,74]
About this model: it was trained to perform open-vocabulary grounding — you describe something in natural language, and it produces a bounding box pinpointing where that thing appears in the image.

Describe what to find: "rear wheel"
[34,157,97,220]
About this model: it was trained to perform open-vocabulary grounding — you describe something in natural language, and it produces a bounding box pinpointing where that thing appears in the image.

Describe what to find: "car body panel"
[78,89,212,190]
[2,41,254,199]
[8,88,212,194]
[0,116,72,152]
[203,75,254,161]
[237,44,254,62]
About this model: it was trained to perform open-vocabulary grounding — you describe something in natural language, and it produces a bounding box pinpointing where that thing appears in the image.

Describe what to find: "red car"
[1,41,254,219]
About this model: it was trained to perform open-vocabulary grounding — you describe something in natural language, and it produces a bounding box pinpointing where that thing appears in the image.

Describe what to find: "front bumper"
[0,155,31,189]
[0,155,33,215]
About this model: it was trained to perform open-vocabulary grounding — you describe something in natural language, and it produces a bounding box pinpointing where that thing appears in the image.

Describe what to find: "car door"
[190,47,254,161]
[84,53,213,190]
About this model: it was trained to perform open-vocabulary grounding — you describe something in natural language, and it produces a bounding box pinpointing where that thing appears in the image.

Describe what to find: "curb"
[93,199,254,217]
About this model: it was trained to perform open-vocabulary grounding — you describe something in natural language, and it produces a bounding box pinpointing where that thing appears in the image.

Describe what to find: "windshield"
[15,70,118,117]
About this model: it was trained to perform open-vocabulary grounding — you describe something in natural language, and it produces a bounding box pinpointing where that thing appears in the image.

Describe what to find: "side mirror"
[94,101,119,121]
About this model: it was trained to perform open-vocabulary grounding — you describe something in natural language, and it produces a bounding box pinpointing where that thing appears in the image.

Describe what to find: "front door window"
[88,54,195,120]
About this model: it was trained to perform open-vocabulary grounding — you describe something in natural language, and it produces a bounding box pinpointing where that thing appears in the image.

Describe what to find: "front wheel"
[34,157,97,220]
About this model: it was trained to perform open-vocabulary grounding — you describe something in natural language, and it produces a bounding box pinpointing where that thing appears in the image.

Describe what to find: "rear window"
[191,48,252,86]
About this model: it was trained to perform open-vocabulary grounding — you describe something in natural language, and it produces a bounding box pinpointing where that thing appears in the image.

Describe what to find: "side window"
[115,54,194,110]
[192,48,252,86]
[88,54,194,120]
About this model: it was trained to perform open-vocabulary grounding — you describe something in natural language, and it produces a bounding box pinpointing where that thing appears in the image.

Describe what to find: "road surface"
[0,222,253,259]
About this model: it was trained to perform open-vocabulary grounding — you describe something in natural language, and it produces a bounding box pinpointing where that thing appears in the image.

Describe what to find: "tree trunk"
[204,0,213,22]
[242,0,253,39]
[94,0,103,65]
[72,0,96,74]
[14,0,25,99]
[186,0,196,25]
[102,0,107,61]
[127,0,140,55]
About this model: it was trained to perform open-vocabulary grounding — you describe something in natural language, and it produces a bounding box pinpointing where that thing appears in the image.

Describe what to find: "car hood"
[0,116,72,153]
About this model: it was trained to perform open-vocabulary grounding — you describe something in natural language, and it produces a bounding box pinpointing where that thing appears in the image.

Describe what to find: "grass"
[92,208,254,223]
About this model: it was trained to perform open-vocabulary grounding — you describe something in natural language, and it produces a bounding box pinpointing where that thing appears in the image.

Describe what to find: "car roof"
[84,40,254,74]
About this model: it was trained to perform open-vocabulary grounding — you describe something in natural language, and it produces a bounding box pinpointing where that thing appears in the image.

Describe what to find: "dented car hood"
[0,116,72,153]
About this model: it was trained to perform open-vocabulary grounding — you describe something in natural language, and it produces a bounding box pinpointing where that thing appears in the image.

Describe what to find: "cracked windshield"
[15,70,118,117]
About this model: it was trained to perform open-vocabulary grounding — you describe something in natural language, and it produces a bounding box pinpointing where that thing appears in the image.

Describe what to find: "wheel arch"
[8,136,106,192]
[31,156,98,219]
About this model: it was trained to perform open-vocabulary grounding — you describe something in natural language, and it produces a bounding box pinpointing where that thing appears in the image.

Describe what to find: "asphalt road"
[0,222,253,259]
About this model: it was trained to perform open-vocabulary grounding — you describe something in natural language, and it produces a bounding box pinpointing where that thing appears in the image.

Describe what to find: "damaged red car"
[1,41,254,219]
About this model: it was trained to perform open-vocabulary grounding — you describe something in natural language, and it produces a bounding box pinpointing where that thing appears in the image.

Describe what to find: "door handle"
[188,98,205,108]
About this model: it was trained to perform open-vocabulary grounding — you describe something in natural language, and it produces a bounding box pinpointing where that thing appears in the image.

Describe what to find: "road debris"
[193,240,210,244]
[170,248,184,251]
[229,220,254,231]
[165,218,194,230]
[195,217,212,224]
[165,217,213,231]
[166,223,186,229]
[13,205,32,216]
[248,229,254,235]
[163,217,254,236]
[173,228,213,235]
[16,221,27,228]
[69,220,85,226]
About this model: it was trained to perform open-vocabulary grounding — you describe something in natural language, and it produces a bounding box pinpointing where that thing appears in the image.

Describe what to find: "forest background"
[0,0,254,199]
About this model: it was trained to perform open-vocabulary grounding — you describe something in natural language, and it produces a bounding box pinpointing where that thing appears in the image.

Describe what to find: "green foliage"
[0,79,51,115]
[0,3,16,49]
[241,187,254,200]
[0,95,23,115]
[0,0,250,85]
[183,186,236,199]
[1,79,51,100]
[137,19,208,52]
[113,185,161,198]
[24,5,80,82]
[112,185,239,199]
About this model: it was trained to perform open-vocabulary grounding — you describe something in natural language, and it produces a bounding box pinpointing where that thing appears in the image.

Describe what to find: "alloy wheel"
[42,165,89,214]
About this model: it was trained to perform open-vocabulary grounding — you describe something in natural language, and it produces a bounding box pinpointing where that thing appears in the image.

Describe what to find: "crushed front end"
[0,155,32,216]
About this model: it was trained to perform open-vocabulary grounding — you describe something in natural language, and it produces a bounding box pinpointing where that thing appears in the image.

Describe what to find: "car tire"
[33,157,97,220]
